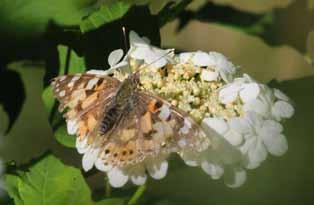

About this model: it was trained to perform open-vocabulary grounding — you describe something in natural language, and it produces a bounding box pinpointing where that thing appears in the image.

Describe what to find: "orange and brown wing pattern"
[51,73,121,141]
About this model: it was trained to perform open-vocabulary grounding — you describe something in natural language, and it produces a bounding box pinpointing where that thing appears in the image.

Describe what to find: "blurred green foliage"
[0,0,313,205]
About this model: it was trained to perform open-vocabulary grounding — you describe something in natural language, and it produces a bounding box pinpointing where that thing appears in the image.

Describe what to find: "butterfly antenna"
[142,49,174,69]
[121,26,134,74]
[122,26,128,53]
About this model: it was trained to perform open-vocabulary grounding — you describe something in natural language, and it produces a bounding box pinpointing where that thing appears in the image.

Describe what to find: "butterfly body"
[99,74,139,136]
[51,71,210,170]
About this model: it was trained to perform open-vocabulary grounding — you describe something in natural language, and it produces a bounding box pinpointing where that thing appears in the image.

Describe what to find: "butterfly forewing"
[51,73,121,140]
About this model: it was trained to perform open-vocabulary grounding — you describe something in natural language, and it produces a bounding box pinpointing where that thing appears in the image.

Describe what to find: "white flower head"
[64,31,295,189]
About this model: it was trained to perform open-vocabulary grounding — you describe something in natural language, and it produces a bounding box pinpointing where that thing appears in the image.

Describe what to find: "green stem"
[127,184,146,205]
[105,177,111,198]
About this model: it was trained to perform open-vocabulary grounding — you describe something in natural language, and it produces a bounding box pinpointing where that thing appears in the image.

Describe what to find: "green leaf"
[95,198,125,205]
[80,1,131,33]
[5,175,24,205]
[5,154,93,205]
[55,125,76,148]
[58,45,87,74]
[0,0,92,38]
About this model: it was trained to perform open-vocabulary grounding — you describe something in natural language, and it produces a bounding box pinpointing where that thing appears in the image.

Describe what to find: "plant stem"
[105,177,111,198]
[127,184,146,205]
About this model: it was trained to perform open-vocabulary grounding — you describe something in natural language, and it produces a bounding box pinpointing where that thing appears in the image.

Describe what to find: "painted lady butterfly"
[51,70,210,170]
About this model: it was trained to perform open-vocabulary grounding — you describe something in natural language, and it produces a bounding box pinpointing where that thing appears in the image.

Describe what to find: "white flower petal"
[262,134,288,156]
[179,52,193,63]
[146,158,168,180]
[247,138,267,169]
[272,101,295,119]
[108,49,124,67]
[243,99,269,117]
[107,167,129,188]
[192,51,211,66]
[129,166,147,185]
[202,117,228,135]
[228,117,251,134]
[129,30,147,46]
[224,130,243,146]
[82,148,99,171]
[179,150,200,167]
[201,160,224,180]
[207,52,236,82]
[200,70,219,81]
[274,89,290,101]
[95,158,112,172]
[219,84,241,104]
[224,167,247,188]
[261,120,283,135]
[239,83,260,103]
[76,138,89,154]
[67,120,78,135]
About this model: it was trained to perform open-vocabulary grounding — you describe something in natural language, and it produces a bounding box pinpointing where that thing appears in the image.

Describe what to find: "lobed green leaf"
[5,154,92,205]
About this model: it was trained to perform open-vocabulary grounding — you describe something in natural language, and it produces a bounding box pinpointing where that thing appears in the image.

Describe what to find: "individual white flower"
[128,31,174,69]
[179,51,236,82]
[243,85,295,121]
[237,112,288,169]
[202,117,243,146]
[219,74,260,105]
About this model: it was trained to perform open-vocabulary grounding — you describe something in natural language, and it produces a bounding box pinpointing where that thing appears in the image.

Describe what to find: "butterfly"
[51,70,210,171]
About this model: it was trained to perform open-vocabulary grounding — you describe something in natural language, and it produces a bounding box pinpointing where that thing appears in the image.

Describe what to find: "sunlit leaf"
[5,154,92,205]
[0,0,92,38]
[80,1,131,33]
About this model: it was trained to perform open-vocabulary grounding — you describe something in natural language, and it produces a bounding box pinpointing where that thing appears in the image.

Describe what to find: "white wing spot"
[68,81,74,88]
[59,76,67,81]
[158,104,171,121]
[59,90,66,97]
[179,118,192,134]
[71,75,81,82]
[86,78,99,90]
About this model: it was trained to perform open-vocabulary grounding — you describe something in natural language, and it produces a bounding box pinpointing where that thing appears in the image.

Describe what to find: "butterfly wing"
[94,90,211,169]
[51,73,121,141]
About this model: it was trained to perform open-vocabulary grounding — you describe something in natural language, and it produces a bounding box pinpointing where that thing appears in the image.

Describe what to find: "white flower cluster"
[85,31,295,188]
